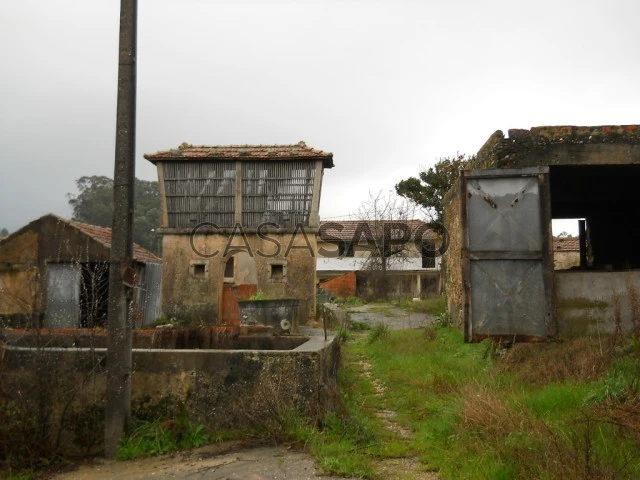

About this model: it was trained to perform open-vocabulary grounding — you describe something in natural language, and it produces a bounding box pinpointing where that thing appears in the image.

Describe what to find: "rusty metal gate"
[460,167,554,341]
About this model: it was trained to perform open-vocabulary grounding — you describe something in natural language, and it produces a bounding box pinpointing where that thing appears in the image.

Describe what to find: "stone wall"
[161,232,318,324]
[0,335,340,455]
[475,125,640,170]
[443,183,463,327]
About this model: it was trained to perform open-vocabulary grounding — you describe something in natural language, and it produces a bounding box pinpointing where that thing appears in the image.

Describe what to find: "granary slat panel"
[163,162,236,228]
[242,161,315,227]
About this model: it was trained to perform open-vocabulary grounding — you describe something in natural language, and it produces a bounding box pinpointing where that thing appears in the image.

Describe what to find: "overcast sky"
[1,0,639,234]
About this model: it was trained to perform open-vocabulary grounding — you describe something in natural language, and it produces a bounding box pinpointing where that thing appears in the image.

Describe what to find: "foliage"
[117,418,210,460]
[302,329,640,479]
[0,227,9,237]
[248,290,276,301]
[396,295,447,316]
[67,175,161,254]
[334,295,365,307]
[366,322,390,344]
[395,153,474,223]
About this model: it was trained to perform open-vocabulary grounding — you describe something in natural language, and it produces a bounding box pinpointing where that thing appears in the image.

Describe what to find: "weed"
[348,320,371,331]
[249,290,275,301]
[334,296,365,307]
[367,322,390,344]
[336,326,353,343]
[433,311,452,328]
[394,295,446,315]
[117,418,210,460]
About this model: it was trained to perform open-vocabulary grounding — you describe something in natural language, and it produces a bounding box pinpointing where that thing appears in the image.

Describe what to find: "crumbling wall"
[475,125,640,170]
[161,232,318,324]
[0,336,340,455]
[443,183,463,327]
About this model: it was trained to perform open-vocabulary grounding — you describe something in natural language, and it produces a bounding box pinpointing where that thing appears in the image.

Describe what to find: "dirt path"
[347,304,433,330]
[356,357,439,480]
[51,441,345,480]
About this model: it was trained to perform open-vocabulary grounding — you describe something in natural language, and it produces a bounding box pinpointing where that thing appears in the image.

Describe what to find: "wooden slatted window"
[163,162,236,228]
[242,161,315,227]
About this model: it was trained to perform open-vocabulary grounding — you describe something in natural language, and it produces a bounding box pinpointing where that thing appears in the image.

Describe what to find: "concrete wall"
[356,270,441,300]
[556,271,640,336]
[0,335,340,454]
[554,251,580,270]
[162,232,318,324]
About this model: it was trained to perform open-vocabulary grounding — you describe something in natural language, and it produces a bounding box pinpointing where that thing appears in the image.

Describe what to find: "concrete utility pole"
[105,0,137,458]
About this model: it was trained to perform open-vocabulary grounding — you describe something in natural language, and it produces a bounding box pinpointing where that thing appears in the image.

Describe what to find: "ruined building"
[444,125,640,341]
[144,142,334,326]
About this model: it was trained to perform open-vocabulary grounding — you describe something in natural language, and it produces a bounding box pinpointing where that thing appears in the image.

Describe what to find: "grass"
[117,418,210,460]
[397,295,447,316]
[301,327,640,479]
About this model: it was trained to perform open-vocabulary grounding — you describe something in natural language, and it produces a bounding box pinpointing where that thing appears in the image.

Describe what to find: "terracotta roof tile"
[319,220,437,243]
[553,236,580,252]
[64,218,161,263]
[144,141,334,168]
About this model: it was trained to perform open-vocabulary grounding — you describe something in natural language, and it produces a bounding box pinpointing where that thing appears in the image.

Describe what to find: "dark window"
[224,257,235,279]
[338,242,355,257]
[193,263,206,278]
[422,242,436,269]
[270,264,284,280]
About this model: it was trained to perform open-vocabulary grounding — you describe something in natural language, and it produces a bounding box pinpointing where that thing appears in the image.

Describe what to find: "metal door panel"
[470,260,546,337]
[44,263,80,328]
[462,167,553,341]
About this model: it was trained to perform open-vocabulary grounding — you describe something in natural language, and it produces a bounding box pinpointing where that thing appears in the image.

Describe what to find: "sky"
[1,0,639,235]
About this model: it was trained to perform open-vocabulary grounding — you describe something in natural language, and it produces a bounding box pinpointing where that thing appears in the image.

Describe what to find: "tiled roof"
[60,217,161,263]
[553,236,580,252]
[144,141,334,168]
[319,220,437,243]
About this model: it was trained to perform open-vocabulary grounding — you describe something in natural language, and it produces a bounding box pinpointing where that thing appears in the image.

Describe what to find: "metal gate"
[44,263,80,328]
[461,167,554,341]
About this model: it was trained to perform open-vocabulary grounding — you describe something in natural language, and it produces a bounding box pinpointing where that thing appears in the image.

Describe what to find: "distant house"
[0,214,162,329]
[316,219,442,299]
[144,141,334,327]
[553,236,580,270]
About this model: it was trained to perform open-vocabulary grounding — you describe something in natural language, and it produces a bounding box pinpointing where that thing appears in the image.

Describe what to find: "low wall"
[555,270,640,336]
[356,270,441,300]
[0,334,340,455]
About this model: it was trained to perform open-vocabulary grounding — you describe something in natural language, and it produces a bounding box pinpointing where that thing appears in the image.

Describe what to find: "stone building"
[144,141,334,326]
[444,125,640,341]
[0,214,161,328]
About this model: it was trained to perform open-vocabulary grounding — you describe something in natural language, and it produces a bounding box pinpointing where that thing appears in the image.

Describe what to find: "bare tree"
[351,191,431,298]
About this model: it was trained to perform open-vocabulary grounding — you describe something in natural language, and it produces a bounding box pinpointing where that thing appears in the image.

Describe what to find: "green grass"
[304,328,640,479]
[117,419,210,460]
[396,295,447,316]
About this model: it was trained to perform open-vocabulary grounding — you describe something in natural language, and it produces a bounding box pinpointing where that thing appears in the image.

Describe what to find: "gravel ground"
[347,303,434,330]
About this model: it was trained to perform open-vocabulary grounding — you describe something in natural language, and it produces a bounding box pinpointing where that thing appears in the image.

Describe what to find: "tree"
[395,153,474,223]
[0,228,8,238]
[67,176,161,254]
[350,191,432,298]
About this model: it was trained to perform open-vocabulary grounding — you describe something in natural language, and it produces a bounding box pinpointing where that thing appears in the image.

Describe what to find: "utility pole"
[105,0,137,458]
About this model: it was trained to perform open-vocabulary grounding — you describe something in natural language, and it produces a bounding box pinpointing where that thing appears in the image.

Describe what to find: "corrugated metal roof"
[144,141,334,168]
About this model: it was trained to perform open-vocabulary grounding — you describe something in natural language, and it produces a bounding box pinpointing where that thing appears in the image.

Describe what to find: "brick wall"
[320,272,356,298]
